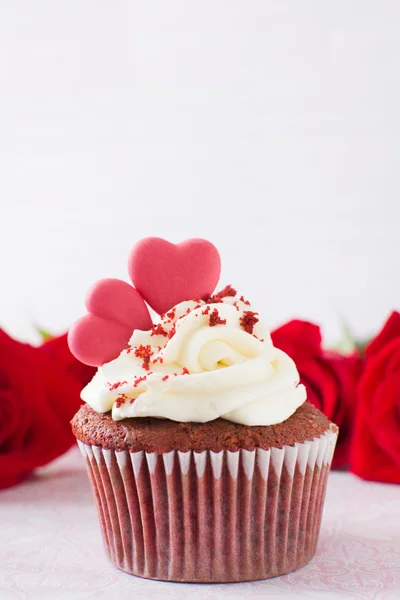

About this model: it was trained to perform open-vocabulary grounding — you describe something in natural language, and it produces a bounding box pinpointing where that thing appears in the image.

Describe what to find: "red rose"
[271,320,362,469]
[0,330,94,489]
[40,333,95,388]
[351,312,400,484]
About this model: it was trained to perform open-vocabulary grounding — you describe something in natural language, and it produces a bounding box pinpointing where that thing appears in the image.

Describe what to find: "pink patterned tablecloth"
[1,447,400,600]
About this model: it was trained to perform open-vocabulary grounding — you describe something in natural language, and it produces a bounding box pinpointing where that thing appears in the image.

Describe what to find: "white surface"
[1,2,399,344]
[1,447,400,599]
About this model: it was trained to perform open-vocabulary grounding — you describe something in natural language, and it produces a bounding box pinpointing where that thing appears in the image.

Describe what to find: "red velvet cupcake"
[69,238,338,582]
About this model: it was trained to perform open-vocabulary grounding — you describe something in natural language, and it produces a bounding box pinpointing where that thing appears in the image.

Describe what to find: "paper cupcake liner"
[77,427,337,583]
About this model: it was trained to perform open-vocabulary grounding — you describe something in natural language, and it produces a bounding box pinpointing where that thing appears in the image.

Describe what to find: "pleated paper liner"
[77,426,337,583]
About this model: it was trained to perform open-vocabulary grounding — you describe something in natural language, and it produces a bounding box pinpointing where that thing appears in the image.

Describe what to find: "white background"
[1,1,399,345]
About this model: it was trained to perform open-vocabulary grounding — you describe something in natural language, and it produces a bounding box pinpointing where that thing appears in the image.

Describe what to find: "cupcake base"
[78,427,337,583]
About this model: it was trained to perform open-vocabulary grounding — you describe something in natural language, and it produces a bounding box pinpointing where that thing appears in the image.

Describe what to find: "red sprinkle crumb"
[162,375,169,381]
[151,323,168,337]
[133,375,147,388]
[134,344,153,370]
[205,284,237,304]
[202,305,211,315]
[181,367,190,375]
[168,324,176,339]
[115,394,128,408]
[240,295,251,306]
[152,356,164,364]
[134,344,153,358]
[107,380,128,391]
[209,308,227,327]
[166,308,176,319]
[240,311,259,334]
[205,295,223,304]
[216,284,237,298]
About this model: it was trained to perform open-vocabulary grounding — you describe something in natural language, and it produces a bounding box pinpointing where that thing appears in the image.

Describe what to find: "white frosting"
[81,295,306,426]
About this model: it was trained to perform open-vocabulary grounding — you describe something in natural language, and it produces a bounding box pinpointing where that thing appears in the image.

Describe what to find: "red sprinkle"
[209,308,227,327]
[162,375,169,381]
[134,344,152,358]
[166,308,176,319]
[181,367,190,375]
[205,284,237,304]
[134,344,153,370]
[202,305,211,315]
[240,311,259,334]
[152,356,164,364]
[107,380,128,391]
[168,324,176,339]
[151,323,168,337]
[115,394,128,408]
[205,295,223,304]
[133,375,147,388]
[240,295,251,306]
[216,284,237,298]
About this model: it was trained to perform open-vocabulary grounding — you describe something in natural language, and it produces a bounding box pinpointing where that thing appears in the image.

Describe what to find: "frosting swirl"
[81,295,306,426]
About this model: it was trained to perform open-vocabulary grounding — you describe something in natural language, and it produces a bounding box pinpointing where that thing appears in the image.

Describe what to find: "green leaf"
[35,325,53,342]
[334,315,369,356]
[334,316,357,355]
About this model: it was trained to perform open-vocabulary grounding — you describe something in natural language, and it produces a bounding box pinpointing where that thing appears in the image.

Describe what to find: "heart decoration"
[68,278,152,366]
[68,238,221,367]
[128,237,221,315]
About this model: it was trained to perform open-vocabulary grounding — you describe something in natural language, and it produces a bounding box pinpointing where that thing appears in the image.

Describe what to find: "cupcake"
[69,237,338,583]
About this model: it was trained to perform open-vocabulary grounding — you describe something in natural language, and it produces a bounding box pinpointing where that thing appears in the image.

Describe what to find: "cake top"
[72,401,334,453]
[68,237,307,427]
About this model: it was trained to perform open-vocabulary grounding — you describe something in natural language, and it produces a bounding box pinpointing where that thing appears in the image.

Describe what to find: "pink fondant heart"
[68,314,132,367]
[128,238,221,315]
[68,278,152,367]
[85,278,151,330]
